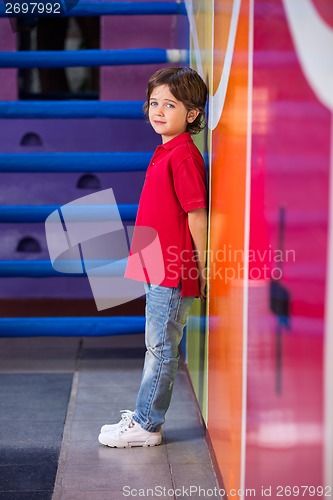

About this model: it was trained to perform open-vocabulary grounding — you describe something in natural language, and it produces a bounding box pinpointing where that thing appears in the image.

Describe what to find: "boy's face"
[148,85,198,143]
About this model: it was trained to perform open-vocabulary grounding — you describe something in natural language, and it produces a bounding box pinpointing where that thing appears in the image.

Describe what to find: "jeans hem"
[132,413,162,433]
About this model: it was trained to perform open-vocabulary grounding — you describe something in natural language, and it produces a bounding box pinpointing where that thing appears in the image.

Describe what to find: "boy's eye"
[150,101,158,106]
[166,103,175,108]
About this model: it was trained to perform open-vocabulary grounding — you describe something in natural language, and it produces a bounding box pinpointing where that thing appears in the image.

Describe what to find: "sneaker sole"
[98,434,162,448]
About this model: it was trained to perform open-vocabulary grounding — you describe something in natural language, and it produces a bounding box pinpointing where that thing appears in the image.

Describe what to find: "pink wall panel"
[245,0,330,493]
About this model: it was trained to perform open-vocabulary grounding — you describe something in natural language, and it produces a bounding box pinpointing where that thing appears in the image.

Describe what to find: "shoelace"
[118,410,134,429]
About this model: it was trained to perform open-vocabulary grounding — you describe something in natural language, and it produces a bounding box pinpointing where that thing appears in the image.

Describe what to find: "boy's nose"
[155,105,164,115]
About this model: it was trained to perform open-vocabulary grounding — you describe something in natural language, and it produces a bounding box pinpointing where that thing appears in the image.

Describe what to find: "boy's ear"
[187,109,199,123]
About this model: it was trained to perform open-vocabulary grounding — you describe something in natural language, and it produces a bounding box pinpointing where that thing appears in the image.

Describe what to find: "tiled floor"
[0,334,222,500]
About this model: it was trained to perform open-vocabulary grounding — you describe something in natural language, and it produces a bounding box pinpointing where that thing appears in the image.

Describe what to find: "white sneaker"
[98,417,162,448]
[100,410,134,434]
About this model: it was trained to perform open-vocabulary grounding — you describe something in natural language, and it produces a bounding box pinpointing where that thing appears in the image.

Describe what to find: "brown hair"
[143,67,208,135]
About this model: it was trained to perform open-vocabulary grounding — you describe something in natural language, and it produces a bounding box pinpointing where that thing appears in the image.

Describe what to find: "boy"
[98,67,208,448]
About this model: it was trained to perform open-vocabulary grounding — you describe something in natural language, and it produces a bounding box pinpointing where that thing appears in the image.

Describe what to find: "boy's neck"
[161,131,188,144]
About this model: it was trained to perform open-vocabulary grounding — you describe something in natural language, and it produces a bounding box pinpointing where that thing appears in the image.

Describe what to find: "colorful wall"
[186,0,333,497]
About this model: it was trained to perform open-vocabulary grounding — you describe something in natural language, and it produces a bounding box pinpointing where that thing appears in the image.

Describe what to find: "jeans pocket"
[174,297,195,325]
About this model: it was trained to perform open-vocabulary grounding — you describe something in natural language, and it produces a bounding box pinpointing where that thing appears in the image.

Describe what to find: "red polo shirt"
[126,132,207,297]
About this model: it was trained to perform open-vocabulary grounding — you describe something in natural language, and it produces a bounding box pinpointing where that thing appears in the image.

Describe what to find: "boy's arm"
[188,208,208,301]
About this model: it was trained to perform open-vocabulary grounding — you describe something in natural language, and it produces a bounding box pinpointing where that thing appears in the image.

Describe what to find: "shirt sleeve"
[173,155,207,213]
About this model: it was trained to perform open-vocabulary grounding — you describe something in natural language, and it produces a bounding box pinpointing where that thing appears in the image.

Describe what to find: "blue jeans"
[133,283,195,432]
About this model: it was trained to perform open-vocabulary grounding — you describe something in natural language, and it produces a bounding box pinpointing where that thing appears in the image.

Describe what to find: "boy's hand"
[187,208,208,303]
[199,273,207,302]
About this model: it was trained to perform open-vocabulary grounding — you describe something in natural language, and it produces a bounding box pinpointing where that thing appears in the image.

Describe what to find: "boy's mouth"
[153,120,166,125]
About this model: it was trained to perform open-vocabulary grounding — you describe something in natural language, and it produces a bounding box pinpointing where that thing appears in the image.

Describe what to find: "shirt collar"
[160,132,192,151]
